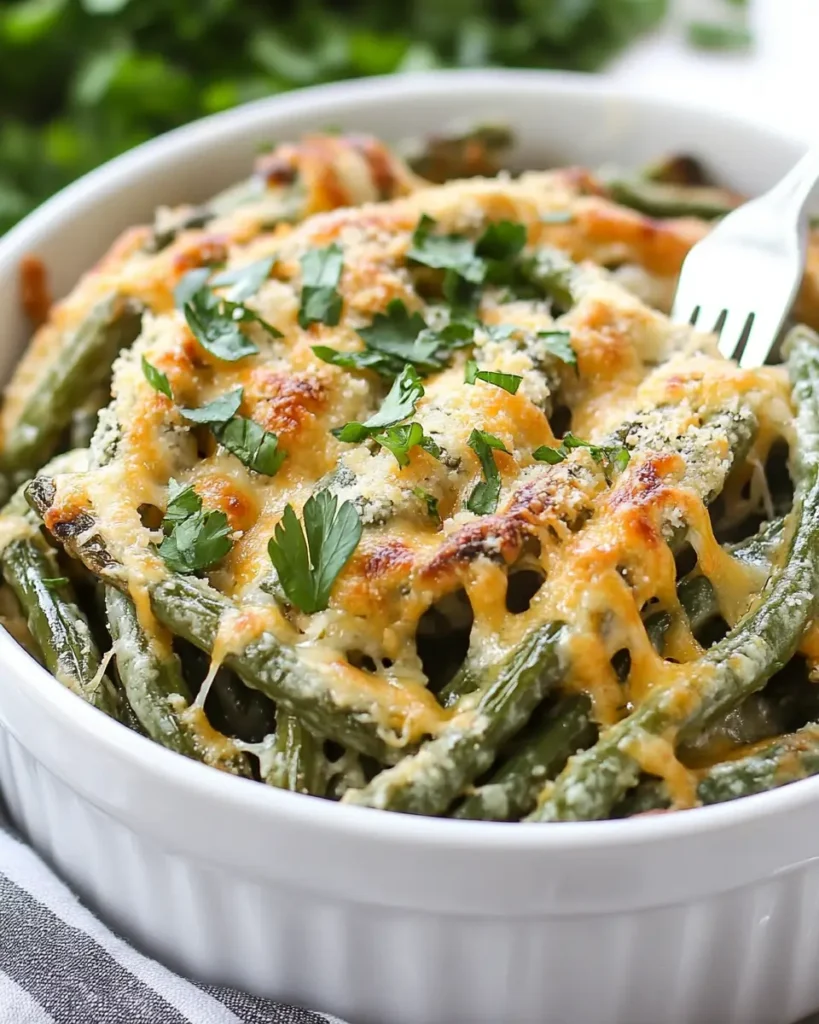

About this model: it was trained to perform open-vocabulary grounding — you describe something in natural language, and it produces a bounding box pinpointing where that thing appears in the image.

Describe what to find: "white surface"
[608,0,817,142]
[0,71,817,1024]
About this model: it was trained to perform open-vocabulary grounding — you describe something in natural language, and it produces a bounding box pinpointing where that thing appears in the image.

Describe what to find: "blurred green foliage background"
[0,0,669,233]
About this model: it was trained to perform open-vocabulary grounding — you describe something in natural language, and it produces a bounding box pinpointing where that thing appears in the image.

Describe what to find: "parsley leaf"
[158,480,232,574]
[298,243,344,327]
[538,330,576,366]
[407,214,485,284]
[477,220,527,285]
[267,490,362,614]
[174,267,213,309]
[532,445,566,465]
[159,509,233,574]
[213,416,286,476]
[184,290,262,362]
[533,432,630,476]
[333,364,425,442]
[179,387,243,425]
[371,422,441,467]
[408,215,532,306]
[141,356,173,399]
[163,479,202,528]
[466,428,510,515]
[313,301,475,380]
[210,256,275,302]
[464,359,522,394]
[178,387,284,476]
[412,487,441,523]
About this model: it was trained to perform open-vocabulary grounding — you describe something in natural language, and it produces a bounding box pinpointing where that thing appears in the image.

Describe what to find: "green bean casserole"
[2,131,819,821]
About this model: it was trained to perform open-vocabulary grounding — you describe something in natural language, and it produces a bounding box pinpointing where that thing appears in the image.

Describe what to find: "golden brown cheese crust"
[26,147,799,768]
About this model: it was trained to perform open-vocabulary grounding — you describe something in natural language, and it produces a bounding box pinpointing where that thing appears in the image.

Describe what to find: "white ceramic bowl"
[0,70,816,1024]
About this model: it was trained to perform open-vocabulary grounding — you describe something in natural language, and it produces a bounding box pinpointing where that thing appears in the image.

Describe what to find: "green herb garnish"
[298,243,344,327]
[466,428,510,514]
[371,422,441,467]
[538,330,576,366]
[209,256,275,302]
[141,356,173,399]
[184,289,280,362]
[179,387,284,476]
[412,487,441,523]
[213,416,286,476]
[333,364,425,442]
[267,490,362,614]
[533,431,630,476]
[42,577,69,589]
[179,387,243,425]
[158,481,233,574]
[314,300,474,379]
[464,359,522,394]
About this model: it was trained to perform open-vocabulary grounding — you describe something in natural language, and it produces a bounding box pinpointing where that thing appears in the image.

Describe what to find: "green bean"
[530,327,819,822]
[605,178,739,220]
[147,575,403,763]
[453,694,594,821]
[104,586,248,774]
[343,621,566,815]
[264,712,328,796]
[1,536,125,719]
[618,723,819,815]
[0,296,142,482]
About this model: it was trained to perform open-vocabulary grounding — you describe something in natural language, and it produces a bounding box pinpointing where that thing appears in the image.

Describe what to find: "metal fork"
[671,146,819,367]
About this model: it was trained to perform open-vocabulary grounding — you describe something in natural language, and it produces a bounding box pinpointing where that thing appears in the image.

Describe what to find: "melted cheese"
[7,139,805,755]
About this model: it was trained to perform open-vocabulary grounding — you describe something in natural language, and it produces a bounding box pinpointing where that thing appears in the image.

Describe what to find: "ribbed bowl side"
[1,725,818,1024]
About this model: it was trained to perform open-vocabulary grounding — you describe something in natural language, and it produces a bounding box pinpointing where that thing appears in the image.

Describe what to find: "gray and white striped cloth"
[0,810,348,1024]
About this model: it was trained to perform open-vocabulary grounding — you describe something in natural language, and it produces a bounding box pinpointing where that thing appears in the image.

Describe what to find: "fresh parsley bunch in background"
[0,0,669,233]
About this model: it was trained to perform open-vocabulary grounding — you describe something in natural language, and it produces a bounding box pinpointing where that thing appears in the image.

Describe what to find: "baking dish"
[0,70,817,1024]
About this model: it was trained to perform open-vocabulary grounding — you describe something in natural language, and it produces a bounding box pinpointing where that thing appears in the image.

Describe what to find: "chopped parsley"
[313,299,474,379]
[179,387,243,425]
[333,364,425,443]
[158,481,233,575]
[209,256,275,302]
[412,487,441,523]
[174,267,212,309]
[371,422,441,467]
[267,490,362,614]
[407,214,576,311]
[407,213,485,285]
[179,387,284,477]
[141,356,173,399]
[176,257,280,363]
[533,431,630,477]
[213,416,286,476]
[538,330,576,366]
[464,359,522,394]
[466,428,510,515]
[298,243,344,327]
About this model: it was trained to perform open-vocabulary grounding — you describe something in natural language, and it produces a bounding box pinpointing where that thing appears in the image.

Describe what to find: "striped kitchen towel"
[0,812,348,1024]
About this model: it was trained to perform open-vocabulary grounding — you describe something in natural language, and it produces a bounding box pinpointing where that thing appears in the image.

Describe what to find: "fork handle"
[763,145,819,216]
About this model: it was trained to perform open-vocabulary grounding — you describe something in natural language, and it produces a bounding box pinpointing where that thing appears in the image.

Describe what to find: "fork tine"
[738,311,783,369]
[717,310,754,361]
[692,304,726,336]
